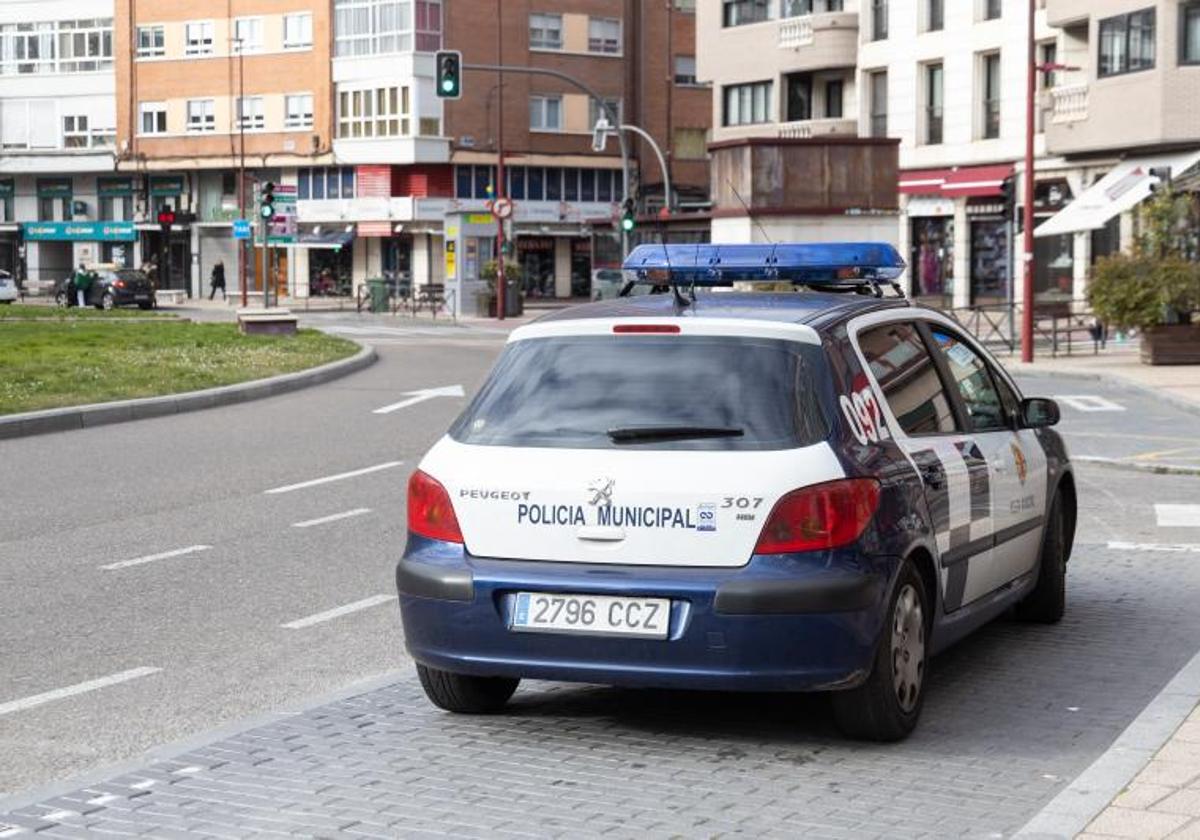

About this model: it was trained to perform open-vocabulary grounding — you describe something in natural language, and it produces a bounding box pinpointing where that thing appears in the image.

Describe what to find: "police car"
[397,243,1075,741]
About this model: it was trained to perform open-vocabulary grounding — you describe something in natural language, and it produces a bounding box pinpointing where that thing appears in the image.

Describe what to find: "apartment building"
[0,0,117,291]
[114,0,332,298]
[1034,0,1200,262]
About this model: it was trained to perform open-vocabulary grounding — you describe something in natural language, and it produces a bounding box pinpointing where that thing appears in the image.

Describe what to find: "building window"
[674,55,697,84]
[825,79,844,118]
[57,20,115,72]
[781,0,845,14]
[334,0,443,56]
[185,21,214,56]
[722,80,772,126]
[924,62,944,144]
[0,19,114,74]
[337,86,407,137]
[673,127,708,160]
[588,97,622,129]
[62,115,89,148]
[136,25,164,58]
[284,13,313,49]
[530,95,563,130]
[927,0,944,31]
[868,70,887,137]
[233,18,263,53]
[298,167,356,201]
[529,13,563,50]
[786,74,812,121]
[674,0,696,10]
[237,96,265,131]
[1184,2,1200,64]
[187,99,216,133]
[139,101,167,135]
[981,52,1001,139]
[588,17,621,54]
[1099,9,1156,76]
[871,0,888,39]
[983,0,1001,20]
[723,0,771,26]
[285,94,314,129]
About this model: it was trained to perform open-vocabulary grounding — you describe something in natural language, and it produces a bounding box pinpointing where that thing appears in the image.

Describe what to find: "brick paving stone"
[1087,806,1191,838]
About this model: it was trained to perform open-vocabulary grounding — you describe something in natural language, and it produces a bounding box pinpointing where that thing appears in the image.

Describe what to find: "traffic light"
[157,205,175,231]
[435,50,462,99]
[999,178,1013,206]
[260,181,275,220]
[620,198,636,233]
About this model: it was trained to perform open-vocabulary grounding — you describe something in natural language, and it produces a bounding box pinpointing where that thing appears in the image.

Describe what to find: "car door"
[853,319,994,613]
[922,323,1048,594]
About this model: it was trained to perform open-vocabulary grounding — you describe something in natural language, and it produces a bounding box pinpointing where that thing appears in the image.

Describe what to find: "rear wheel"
[416,663,518,714]
[137,302,152,310]
[1016,494,1066,623]
[832,560,927,742]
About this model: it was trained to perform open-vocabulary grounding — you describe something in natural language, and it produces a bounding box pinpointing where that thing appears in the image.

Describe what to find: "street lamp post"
[1021,0,1036,363]
[236,38,248,308]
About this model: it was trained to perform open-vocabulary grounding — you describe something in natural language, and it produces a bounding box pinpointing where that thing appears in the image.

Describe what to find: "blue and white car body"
[397,243,1076,740]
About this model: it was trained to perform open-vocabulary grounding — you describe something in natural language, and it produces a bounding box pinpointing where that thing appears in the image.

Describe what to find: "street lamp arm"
[618,123,672,213]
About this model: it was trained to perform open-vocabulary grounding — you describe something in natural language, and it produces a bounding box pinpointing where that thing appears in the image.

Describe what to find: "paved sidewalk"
[1009,345,1200,412]
[1081,703,1200,839]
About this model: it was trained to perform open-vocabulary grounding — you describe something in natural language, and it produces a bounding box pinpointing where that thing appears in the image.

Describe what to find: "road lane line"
[264,461,404,495]
[0,667,161,717]
[1156,504,1200,528]
[281,594,397,630]
[100,545,212,571]
[292,507,372,528]
[1108,541,1200,554]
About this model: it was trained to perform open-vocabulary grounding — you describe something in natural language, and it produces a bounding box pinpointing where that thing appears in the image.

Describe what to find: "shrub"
[1088,254,1200,330]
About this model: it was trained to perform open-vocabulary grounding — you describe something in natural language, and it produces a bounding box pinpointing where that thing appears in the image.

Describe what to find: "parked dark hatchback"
[55,269,156,310]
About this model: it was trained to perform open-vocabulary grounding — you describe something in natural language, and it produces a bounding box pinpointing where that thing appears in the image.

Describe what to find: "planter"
[1140,324,1200,365]
[475,287,524,318]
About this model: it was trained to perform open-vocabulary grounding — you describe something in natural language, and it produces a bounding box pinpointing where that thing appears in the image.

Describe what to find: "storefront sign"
[444,240,456,279]
[233,219,252,240]
[150,176,185,196]
[465,213,493,225]
[905,196,954,218]
[22,221,136,242]
[266,185,298,245]
[966,202,1007,216]
[517,238,554,251]
[97,177,135,196]
[36,178,73,198]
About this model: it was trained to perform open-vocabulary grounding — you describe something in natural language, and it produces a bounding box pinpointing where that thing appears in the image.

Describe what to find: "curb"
[1013,365,1200,419]
[1014,649,1200,839]
[1074,455,1200,478]
[0,342,376,441]
[0,669,406,814]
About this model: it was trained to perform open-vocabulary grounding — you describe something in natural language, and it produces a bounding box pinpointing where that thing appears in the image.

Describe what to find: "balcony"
[778,117,858,139]
[776,11,858,69]
[1048,83,1088,124]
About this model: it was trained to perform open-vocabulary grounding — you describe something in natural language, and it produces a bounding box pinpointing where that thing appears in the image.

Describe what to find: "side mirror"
[1020,397,1060,429]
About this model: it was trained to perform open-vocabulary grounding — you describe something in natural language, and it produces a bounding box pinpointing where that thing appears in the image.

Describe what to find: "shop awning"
[1035,148,1200,238]
[294,226,355,250]
[899,164,1014,197]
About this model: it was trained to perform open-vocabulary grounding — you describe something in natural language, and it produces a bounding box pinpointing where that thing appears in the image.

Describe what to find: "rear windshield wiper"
[607,425,745,443]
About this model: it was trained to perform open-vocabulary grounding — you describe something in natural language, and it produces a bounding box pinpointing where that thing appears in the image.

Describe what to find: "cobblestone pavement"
[6,460,1200,840]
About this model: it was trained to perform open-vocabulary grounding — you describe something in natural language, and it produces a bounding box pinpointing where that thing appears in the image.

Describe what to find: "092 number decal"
[841,387,887,446]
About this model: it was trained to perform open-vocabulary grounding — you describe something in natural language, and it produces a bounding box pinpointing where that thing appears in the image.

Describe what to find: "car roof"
[535,291,912,331]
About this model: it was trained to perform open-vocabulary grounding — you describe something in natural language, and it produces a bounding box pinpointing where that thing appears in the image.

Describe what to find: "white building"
[0,0,117,291]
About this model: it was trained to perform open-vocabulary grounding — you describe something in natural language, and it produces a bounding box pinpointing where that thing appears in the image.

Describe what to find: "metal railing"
[778,117,857,139]
[945,301,1108,358]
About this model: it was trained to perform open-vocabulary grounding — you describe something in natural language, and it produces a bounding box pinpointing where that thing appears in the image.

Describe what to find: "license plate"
[511,592,670,639]
[135,294,150,300]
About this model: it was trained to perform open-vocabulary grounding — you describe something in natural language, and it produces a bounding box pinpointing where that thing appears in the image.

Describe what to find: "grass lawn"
[0,304,175,320]
[0,321,358,415]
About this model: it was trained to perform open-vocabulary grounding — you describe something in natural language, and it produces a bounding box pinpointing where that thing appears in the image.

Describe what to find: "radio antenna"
[727,177,779,279]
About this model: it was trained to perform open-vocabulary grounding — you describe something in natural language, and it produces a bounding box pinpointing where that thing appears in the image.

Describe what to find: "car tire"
[831,560,928,742]
[1015,493,1066,624]
[138,302,152,310]
[416,663,518,714]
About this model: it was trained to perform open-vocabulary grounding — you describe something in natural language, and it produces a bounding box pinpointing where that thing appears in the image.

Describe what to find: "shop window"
[969,218,1008,305]
[911,217,953,304]
[1034,233,1074,305]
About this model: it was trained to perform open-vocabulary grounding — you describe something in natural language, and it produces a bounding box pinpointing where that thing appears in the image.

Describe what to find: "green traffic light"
[441,79,455,93]
[621,215,635,232]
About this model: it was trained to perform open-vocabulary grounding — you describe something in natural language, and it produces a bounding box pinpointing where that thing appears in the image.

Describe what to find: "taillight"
[613,324,681,334]
[754,479,880,554]
[114,280,125,289]
[407,470,463,544]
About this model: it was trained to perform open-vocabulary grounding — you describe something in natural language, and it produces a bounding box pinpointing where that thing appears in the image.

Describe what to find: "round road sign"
[491,197,514,220]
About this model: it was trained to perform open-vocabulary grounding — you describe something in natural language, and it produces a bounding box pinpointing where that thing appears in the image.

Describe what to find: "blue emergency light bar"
[621,242,907,286]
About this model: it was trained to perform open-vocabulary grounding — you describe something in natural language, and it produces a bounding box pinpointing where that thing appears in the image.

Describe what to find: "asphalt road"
[2,316,1200,836]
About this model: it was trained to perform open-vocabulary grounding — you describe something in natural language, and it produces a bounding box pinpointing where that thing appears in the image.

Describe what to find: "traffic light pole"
[462,63,632,256]
[1021,0,1036,363]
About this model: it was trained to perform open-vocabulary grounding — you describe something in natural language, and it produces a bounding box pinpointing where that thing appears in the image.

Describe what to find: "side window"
[858,322,959,436]
[927,327,1008,431]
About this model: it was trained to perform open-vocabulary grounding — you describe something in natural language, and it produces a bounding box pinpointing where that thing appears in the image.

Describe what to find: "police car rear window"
[450,335,829,451]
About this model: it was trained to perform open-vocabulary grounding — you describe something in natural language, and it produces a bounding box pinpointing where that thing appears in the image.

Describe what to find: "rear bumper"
[396,536,899,692]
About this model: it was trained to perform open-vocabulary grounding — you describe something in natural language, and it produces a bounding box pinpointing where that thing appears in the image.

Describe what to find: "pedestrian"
[209,260,227,300]
[73,263,92,308]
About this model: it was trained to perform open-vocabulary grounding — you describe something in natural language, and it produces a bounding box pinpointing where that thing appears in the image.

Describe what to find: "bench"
[413,283,450,319]
[237,307,298,336]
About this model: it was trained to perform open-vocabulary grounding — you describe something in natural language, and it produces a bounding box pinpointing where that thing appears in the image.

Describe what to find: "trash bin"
[505,284,523,317]
[367,278,389,313]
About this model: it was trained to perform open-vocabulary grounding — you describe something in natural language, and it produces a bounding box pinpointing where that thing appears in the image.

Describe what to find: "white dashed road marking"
[264,461,404,495]
[291,508,373,528]
[1108,541,1200,553]
[100,545,212,571]
[372,384,465,415]
[1054,395,1126,412]
[281,595,397,630]
[0,667,161,717]
[1155,504,1200,528]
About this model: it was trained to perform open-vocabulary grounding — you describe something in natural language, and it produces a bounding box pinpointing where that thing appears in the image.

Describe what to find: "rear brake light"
[613,324,680,334]
[407,470,463,544]
[113,280,125,289]
[754,479,880,554]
